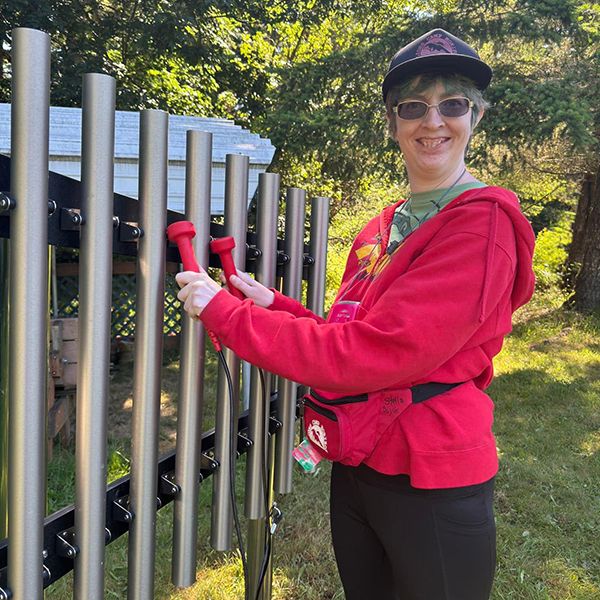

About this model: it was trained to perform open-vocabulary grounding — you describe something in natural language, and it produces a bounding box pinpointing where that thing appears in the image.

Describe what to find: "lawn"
[45,289,600,599]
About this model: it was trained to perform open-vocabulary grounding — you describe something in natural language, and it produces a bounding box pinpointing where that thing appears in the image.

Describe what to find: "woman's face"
[393,81,479,189]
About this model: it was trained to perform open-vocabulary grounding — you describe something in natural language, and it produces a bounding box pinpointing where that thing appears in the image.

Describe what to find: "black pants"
[330,463,496,600]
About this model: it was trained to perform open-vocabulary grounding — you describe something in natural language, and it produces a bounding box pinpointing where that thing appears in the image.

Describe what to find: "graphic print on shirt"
[353,235,403,283]
[355,241,381,277]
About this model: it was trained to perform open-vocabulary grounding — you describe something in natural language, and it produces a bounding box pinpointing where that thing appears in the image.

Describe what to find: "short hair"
[385,72,490,139]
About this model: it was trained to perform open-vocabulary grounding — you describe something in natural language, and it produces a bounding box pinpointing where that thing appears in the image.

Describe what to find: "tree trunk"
[569,166,600,312]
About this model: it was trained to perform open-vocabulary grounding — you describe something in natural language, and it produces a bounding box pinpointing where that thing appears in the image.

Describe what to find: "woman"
[177,29,535,600]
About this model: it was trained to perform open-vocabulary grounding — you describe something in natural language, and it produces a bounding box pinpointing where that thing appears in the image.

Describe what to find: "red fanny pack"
[302,382,461,465]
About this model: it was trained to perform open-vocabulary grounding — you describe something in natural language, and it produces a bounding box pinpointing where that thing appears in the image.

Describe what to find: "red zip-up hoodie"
[201,186,536,488]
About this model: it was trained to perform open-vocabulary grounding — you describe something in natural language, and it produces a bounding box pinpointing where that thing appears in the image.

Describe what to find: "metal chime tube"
[172,130,212,586]
[245,172,279,517]
[274,188,306,494]
[128,109,168,600]
[7,27,50,600]
[74,72,116,600]
[0,238,8,541]
[307,197,330,317]
[245,172,280,599]
[211,153,249,551]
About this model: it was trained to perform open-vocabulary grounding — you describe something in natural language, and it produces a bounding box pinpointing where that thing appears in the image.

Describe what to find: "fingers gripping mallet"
[167,220,222,351]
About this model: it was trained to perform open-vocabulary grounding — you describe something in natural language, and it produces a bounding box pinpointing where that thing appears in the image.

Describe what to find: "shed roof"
[0,104,276,214]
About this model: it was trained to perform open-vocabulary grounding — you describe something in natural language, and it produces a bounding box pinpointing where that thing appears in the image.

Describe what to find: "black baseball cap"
[382,29,492,102]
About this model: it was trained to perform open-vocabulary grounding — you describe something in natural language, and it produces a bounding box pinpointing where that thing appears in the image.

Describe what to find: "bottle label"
[292,438,324,474]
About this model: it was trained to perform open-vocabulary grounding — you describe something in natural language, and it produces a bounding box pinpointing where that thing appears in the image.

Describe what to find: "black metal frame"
[0,154,314,277]
[0,401,283,592]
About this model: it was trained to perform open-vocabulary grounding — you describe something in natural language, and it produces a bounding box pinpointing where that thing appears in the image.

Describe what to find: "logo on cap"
[416,33,457,57]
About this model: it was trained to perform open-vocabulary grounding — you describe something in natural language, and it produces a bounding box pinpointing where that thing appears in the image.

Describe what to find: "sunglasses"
[393,97,473,120]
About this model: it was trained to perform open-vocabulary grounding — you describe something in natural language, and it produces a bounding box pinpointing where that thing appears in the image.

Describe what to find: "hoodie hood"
[378,186,536,318]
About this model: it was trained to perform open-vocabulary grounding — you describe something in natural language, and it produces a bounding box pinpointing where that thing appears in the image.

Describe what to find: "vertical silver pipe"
[50,247,59,318]
[74,72,116,600]
[7,27,50,600]
[0,239,9,540]
[172,130,212,587]
[245,172,279,518]
[128,109,168,600]
[242,361,251,411]
[307,197,330,317]
[210,153,249,551]
[245,173,280,600]
[274,188,306,494]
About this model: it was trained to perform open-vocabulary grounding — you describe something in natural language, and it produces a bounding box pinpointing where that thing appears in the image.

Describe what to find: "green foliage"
[533,217,573,291]
[3,0,599,299]
[107,448,130,483]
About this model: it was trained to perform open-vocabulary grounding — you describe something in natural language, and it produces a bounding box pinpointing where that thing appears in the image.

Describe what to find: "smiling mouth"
[418,138,449,148]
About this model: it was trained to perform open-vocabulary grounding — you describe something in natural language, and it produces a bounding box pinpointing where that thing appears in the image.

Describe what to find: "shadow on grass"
[490,366,600,598]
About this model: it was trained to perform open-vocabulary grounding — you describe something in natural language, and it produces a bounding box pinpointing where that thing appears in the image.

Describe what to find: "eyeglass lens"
[396,98,471,120]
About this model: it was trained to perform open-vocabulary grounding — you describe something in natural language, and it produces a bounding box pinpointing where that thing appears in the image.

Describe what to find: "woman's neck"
[408,164,477,194]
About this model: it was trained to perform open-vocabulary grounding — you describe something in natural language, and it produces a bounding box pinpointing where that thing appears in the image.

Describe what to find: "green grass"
[45,289,600,599]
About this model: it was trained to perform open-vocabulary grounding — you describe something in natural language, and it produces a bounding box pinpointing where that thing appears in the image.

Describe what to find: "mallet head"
[209,236,235,254]
[167,220,196,243]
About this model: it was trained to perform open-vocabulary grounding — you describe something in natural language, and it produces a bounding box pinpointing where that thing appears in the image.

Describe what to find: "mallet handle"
[210,237,245,300]
[167,220,221,352]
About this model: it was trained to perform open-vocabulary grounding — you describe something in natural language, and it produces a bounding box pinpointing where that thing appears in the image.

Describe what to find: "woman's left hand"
[176,271,223,318]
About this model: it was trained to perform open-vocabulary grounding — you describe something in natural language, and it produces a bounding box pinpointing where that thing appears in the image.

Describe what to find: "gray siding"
[0,104,276,214]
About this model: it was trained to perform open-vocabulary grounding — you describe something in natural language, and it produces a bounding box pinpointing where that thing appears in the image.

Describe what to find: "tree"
[259,1,600,309]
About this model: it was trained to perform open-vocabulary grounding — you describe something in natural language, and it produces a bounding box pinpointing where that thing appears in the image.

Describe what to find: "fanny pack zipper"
[303,398,339,421]
[310,390,368,405]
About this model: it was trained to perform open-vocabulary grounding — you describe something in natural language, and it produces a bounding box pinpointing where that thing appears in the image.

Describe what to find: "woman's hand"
[221,270,275,308]
[176,271,223,318]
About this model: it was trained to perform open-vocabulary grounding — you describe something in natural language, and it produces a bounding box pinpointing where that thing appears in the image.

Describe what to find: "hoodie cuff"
[269,289,301,312]
[200,288,243,336]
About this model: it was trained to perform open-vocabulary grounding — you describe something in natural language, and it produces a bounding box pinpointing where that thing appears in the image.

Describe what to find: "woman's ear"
[472,108,485,129]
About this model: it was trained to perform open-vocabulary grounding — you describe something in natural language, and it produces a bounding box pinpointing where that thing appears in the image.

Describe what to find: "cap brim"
[382,54,492,102]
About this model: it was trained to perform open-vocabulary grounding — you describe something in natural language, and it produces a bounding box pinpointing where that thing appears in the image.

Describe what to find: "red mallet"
[167,220,221,351]
[166,221,201,272]
[209,236,245,300]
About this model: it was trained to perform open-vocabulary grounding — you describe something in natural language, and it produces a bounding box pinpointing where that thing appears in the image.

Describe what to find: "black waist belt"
[410,381,462,403]
[310,382,463,405]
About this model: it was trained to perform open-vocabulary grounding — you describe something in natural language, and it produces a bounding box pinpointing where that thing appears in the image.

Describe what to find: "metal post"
[211,153,249,551]
[7,27,50,600]
[0,239,9,540]
[242,361,251,411]
[128,109,168,600]
[172,130,212,587]
[73,72,116,600]
[307,197,330,317]
[245,173,280,599]
[274,188,306,494]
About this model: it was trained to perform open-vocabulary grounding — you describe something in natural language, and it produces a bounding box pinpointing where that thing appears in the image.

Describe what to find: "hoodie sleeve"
[200,205,517,394]
[267,289,327,324]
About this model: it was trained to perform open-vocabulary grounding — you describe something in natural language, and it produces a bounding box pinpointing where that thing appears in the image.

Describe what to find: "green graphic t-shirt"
[387,182,487,252]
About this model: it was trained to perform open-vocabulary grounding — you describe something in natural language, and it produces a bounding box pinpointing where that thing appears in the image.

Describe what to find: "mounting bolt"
[0,191,15,212]
[0,585,12,600]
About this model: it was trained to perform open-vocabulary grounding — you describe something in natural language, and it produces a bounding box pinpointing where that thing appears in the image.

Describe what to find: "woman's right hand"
[221,270,275,308]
